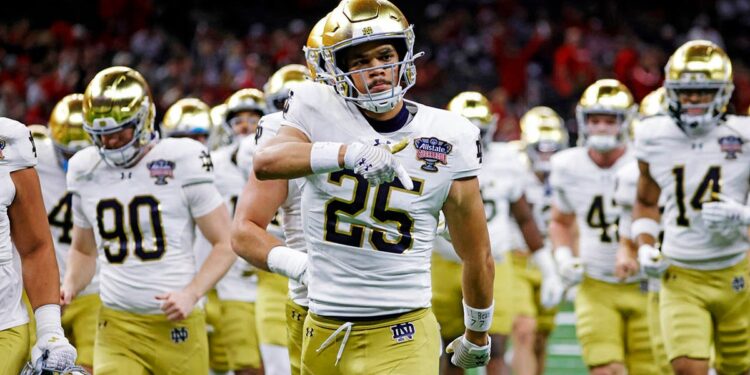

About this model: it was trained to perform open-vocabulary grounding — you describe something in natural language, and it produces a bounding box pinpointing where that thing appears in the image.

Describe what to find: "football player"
[432,92,562,375]
[612,87,672,375]
[60,66,236,374]
[550,79,655,374]
[0,118,78,374]
[32,94,99,373]
[232,20,329,375]
[513,106,569,375]
[160,98,235,374]
[214,90,266,375]
[251,0,494,372]
[633,40,750,374]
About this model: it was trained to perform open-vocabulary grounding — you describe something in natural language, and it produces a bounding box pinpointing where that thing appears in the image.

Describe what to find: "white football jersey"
[249,111,308,306]
[0,118,36,331]
[67,138,223,314]
[550,146,636,283]
[433,142,526,262]
[524,169,553,239]
[283,82,482,317]
[36,136,99,296]
[203,144,258,302]
[635,115,750,269]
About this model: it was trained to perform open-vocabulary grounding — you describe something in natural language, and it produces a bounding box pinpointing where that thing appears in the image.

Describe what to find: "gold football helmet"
[576,79,636,151]
[321,0,423,113]
[49,93,93,169]
[664,40,733,135]
[520,106,568,172]
[304,16,330,83]
[82,66,156,167]
[630,87,667,139]
[263,64,309,112]
[225,88,267,120]
[447,91,497,145]
[161,98,213,143]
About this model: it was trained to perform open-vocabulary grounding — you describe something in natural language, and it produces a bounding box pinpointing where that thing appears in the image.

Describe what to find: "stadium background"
[2,0,750,373]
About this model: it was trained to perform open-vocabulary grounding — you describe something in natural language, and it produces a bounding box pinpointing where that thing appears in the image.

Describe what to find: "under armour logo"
[199,150,214,172]
[390,322,416,343]
[291,310,302,321]
[305,328,314,337]
[171,327,189,343]
[48,336,60,343]
[732,276,746,292]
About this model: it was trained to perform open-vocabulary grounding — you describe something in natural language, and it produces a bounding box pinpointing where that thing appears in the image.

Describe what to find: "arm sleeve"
[71,193,92,229]
[184,182,224,218]
[618,207,632,240]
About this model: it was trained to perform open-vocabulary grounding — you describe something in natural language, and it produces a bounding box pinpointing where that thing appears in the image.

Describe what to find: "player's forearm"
[512,199,545,252]
[549,220,575,251]
[461,250,495,309]
[19,241,60,309]
[62,247,96,300]
[230,219,284,271]
[185,241,236,299]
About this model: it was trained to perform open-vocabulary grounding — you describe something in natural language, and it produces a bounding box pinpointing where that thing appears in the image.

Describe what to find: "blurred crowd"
[2,0,750,142]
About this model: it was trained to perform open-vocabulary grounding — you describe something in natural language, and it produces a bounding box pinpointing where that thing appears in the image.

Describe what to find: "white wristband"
[310,142,343,174]
[267,246,308,283]
[462,299,494,332]
[34,304,64,337]
[631,218,660,239]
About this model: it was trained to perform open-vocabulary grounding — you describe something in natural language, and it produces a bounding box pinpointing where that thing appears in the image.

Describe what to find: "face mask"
[586,135,618,151]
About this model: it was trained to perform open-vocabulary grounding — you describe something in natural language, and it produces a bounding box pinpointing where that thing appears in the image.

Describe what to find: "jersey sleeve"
[173,139,215,187]
[279,83,316,141]
[184,182,224,218]
[236,137,256,180]
[451,121,482,180]
[633,117,661,163]
[613,162,639,208]
[71,193,92,229]
[549,153,575,214]
[0,118,37,172]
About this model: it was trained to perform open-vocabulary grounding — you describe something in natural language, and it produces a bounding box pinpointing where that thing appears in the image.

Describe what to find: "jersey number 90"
[96,196,167,264]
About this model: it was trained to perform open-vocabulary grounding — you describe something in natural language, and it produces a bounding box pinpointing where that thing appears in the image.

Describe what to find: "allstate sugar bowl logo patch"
[414,137,452,172]
[147,159,175,185]
[718,136,743,160]
[0,137,6,160]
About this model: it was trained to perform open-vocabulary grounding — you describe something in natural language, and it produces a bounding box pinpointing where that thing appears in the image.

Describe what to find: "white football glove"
[344,142,413,190]
[554,246,584,287]
[31,305,77,372]
[702,194,750,227]
[532,247,565,308]
[445,335,492,369]
[637,244,669,278]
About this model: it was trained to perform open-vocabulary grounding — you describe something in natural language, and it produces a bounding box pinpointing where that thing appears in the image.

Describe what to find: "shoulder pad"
[0,118,37,171]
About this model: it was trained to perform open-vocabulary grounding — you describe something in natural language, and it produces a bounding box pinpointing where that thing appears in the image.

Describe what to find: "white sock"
[260,344,291,375]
